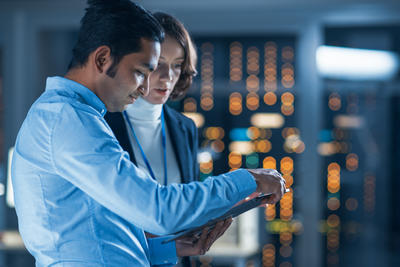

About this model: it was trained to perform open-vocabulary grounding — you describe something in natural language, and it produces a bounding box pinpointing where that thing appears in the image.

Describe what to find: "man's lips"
[130,93,140,99]
[128,94,139,103]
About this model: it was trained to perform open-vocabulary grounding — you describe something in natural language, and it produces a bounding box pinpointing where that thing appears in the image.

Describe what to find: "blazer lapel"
[104,112,137,165]
[163,106,191,184]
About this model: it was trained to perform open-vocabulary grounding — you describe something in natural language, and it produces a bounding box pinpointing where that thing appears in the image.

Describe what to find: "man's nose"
[138,76,150,96]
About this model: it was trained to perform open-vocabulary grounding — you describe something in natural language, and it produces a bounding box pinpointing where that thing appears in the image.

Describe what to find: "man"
[11,0,286,266]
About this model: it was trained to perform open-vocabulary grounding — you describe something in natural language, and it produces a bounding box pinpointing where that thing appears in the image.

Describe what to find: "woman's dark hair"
[68,0,164,77]
[153,12,197,100]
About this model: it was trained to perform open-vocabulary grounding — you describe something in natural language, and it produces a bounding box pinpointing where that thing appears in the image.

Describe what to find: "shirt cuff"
[148,236,178,266]
[227,169,257,197]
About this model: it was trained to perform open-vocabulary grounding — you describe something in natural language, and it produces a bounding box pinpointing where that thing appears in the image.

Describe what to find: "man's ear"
[93,46,112,74]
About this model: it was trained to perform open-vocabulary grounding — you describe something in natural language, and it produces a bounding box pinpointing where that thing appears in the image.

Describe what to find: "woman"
[105,12,230,266]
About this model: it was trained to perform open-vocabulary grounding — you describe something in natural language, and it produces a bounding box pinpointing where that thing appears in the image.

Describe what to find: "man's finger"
[197,228,209,255]
[205,218,232,251]
[198,228,208,243]
[215,218,232,240]
[204,221,223,249]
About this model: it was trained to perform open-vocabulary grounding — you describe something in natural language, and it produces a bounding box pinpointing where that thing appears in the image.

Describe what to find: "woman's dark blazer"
[105,105,199,267]
[104,105,199,185]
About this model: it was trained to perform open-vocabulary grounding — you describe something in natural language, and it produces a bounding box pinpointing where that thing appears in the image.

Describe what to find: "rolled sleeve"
[227,169,257,195]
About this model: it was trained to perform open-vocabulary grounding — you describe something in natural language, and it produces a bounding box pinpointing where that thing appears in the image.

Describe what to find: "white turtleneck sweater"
[124,97,181,185]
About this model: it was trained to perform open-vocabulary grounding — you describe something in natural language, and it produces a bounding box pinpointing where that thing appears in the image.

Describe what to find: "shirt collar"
[45,76,107,116]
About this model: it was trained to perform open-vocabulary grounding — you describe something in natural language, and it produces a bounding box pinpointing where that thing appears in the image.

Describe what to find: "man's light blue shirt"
[11,77,257,267]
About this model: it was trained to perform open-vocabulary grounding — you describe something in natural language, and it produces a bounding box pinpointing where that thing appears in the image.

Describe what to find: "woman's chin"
[143,96,167,105]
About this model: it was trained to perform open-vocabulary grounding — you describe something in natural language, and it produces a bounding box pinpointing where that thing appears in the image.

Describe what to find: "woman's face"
[143,35,184,105]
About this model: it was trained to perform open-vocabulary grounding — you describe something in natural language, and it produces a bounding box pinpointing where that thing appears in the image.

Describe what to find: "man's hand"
[248,168,286,204]
[175,218,232,257]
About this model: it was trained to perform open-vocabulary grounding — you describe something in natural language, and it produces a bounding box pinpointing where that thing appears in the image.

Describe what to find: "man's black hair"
[68,0,164,77]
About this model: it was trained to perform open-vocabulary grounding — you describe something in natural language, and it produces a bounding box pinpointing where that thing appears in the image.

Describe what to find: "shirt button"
[101,109,105,113]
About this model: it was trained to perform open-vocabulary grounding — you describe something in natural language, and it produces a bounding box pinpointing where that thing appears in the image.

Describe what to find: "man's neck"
[65,68,96,94]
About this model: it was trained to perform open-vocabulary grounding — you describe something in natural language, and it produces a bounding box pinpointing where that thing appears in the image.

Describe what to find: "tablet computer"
[162,190,288,244]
